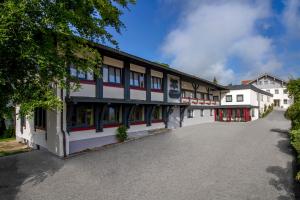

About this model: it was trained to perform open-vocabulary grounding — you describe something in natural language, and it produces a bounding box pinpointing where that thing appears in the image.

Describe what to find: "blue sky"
[108,0,300,84]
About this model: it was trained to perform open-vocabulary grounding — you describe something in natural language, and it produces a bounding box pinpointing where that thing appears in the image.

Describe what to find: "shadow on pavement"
[268,128,300,200]
[0,150,63,200]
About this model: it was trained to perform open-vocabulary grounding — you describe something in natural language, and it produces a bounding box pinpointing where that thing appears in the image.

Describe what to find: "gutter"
[60,88,67,157]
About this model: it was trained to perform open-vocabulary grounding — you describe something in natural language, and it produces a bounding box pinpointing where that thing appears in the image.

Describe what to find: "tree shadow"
[0,150,63,200]
[269,128,300,199]
[266,163,294,200]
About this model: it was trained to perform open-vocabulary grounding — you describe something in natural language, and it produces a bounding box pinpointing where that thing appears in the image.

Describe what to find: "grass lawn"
[0,137,31,157]
[0,137,16,142]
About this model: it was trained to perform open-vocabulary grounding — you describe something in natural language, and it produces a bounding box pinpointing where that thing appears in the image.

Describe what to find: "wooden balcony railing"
[181,97,219,106]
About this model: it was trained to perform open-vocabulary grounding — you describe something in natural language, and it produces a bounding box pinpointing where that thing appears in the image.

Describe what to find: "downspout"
[60,89,67,157]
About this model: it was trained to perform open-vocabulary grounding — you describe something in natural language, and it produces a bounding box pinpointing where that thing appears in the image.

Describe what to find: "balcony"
[181,97,219,106]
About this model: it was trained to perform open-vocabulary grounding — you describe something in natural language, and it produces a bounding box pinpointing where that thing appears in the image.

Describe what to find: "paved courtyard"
[0,110,295,200]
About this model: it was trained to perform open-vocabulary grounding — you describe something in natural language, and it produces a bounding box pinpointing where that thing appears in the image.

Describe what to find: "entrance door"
[274,99,280,107]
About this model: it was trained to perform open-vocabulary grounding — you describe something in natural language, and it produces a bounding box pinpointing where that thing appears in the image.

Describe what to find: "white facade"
[250,74,292,109]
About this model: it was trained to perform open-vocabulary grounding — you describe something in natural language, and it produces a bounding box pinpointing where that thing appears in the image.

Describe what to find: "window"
[103,65,122,84]
[213,96,219,101]
[182,90,193,98]
[275,89,279,94]
[210,109,213,116]
[226,95,232,102]
[264,80,268,85]
[71,105,94,129]
[187,109,194,118]
[209,94,213,100]
[252,109,255,117]
[261,95,264,101]
[152,107,162,120]
[103,105,120,125]
[259,81,262,85]
[130,106,144,123]
[198,93,205,99]
[70,66,93,81]
[237,95,244,102]
[271,81,275,85]
[200,109,204,117]
[284,89,288,94]
[151,76,162,90]
[284,99,288,104]
[130,71,144,88]
[34,108,46,130]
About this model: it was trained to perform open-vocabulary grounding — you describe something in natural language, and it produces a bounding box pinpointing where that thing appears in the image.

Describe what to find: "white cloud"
[161,0,282,84]
[283,0,300,39]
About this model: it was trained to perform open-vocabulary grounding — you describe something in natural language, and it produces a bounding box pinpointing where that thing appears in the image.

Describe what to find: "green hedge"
[260,104,274,118]
[285,78,300,181]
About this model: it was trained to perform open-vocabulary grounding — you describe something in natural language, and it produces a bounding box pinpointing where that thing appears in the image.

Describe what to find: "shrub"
[1,127,15,139]
[116,125,128,142]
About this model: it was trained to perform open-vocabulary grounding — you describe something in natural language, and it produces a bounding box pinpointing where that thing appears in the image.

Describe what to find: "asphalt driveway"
[0,110,295,200]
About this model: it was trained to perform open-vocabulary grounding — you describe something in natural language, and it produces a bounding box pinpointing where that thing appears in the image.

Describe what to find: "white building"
[214,84,273,122]
[246,73,292,109]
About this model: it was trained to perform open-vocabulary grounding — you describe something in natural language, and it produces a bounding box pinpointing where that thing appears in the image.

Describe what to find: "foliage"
[116,125,128,142]
[260,104,273,118]
[213,76,218,84]
[1,127,15,139]
[0,0,135,118]
[154,61,169,68]
[285,78,300,181]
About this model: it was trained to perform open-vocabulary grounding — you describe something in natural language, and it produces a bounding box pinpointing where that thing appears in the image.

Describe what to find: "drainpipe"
[60,88,67,157]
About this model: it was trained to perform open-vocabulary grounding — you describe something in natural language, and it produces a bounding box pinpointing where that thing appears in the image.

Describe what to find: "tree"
[213,76,218,84]
[286,78,300,130]
[0,0,135,122]
[154,61,169,68]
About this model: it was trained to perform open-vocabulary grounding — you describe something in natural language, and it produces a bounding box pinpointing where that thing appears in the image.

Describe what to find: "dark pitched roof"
[248,73,287,84]
[88,42,227,90]
[226,84,273,96]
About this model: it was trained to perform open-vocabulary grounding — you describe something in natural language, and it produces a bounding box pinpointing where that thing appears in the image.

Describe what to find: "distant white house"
[244,73,292,109]
[215,84,273,122]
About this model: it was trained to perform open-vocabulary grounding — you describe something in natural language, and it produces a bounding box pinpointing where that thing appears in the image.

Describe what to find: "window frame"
[226,95,232,102]
[130,71,145,89]
[70,66,94,84]
[213,96,219,101]
[103,65,122,86]
[130,106,145,124]
[151,76,163,92]
[236,94,244,102]
[152,106,163,122]
[103,105,121,127]
[70,104,95,131]
[187,109,194,118]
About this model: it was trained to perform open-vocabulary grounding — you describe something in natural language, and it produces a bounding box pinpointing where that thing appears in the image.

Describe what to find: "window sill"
[130,86,146,91]
[70,127,96,132]
[79,80,96,85]
[152,119,164,123]
[103,123,122,128]
[130,121,146,125]
[103,83,124,88]
[151,89,163,93]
